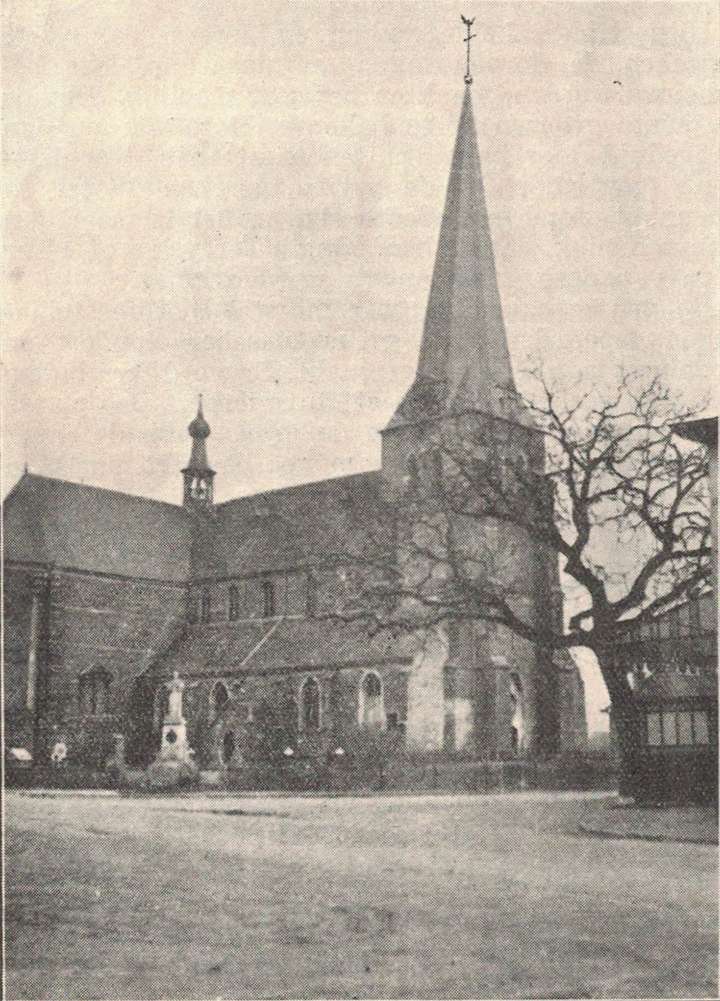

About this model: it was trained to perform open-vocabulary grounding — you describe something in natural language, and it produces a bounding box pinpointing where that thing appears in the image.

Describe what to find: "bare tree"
[319,369,712,782]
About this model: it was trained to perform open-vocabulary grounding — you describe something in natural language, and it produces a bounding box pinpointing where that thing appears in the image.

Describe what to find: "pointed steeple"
[387,84,517,429]
[182,396,215,509]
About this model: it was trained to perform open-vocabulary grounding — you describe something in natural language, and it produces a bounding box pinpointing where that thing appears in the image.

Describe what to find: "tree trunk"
[610,705,642,799]
[595,652,641,800]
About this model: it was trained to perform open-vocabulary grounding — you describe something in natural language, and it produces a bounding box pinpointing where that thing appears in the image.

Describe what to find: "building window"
[200,588,211,623]
[221,731,236,765]
[78,668,112,716]
[676,711,693,745]
[211,682,230,715]
[359,672,384,729]
[646,712,663,746]
[509,672,525,755]
[228,585,239,621]
[692,711,709,744]
[662,712,678,746]
[301,677,321,731]
[646,710,710,747]
[262,580,275,618]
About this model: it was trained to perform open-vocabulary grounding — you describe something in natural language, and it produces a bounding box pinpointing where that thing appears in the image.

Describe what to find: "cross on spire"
[461,14,476,85]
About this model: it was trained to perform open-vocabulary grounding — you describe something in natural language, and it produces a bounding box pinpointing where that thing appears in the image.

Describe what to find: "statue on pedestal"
[164,671,197,723]
[146,671,200,788]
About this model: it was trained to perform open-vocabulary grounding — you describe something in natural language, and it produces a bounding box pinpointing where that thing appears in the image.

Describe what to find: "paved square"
[5,790,717,999]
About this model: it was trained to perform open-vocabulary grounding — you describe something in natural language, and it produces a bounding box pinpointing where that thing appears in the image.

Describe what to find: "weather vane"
[461,14,476,85]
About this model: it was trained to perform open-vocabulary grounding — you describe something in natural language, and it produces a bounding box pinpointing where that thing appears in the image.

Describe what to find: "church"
[3,73,587,777]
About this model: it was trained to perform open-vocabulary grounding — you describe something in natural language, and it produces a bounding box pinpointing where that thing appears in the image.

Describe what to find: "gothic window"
[359,672,384,729]
[78,668,112,716]
[300,677,321,732]
[221,731,236,765]
[211,681,230,715]
[228,585,239,621]
[262,580,276,619]
[509,672,525,755]
[200,588,211,623]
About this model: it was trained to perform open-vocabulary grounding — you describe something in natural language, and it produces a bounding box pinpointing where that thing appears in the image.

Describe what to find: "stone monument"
[146,671,199,789]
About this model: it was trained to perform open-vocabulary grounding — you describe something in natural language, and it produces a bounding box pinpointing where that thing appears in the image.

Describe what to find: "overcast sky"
[4,1,718,729]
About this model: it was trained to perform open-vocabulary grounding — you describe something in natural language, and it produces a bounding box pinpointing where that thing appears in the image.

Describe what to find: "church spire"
[182,395,215,509]
[386,45,517,430]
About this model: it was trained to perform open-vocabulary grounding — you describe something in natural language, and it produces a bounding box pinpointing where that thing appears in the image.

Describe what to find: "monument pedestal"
[146,711,198,790]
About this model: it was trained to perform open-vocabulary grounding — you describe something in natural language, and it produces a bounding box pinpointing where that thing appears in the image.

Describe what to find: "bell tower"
[182,396,215,510]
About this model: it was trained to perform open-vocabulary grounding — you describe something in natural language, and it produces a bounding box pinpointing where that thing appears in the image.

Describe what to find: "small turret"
[182,396,215,510]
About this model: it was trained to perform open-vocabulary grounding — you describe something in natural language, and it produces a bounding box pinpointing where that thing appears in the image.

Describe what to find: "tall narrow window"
[228,585,239,621]
[262,580,275,619]
[78,668,112,716]
[509,672,525,755]
[211,682,230,715]
[692,711,709,745]
[359,672,384,729]
[301,678,321,731]
[646,712,662,746]
[200,588,211,623]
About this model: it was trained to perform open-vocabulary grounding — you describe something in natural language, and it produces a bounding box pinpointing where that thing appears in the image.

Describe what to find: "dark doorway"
[126,675,157,767]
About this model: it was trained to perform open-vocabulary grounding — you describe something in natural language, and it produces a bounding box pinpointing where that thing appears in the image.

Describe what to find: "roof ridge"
[216,469,381,508]
[18,473,186,512]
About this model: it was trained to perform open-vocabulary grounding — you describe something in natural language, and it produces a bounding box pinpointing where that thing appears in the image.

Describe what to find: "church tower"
[381,42,562,759]
[182,397,215,510]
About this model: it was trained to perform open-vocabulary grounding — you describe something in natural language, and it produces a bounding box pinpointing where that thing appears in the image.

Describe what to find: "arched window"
[262,580,276,619]
[211,681,230,715]
[359,672,384,729]
[200,588,211,623]
[221,731,236,764]
[509,672,525,755]
[228,585,239,621]
[78,668,112,716]
[300,677,321,732]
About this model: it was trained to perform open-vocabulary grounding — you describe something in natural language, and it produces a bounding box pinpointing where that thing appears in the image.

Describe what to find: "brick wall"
[6,565,187,764]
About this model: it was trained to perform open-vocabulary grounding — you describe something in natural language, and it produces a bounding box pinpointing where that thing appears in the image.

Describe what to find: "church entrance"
[126,674,158,766]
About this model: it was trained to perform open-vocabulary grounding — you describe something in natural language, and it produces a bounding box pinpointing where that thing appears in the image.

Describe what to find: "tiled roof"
[214,470,383,577]
[3,469,385,584]
[3,474,192,582]
[153,615,414,678]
